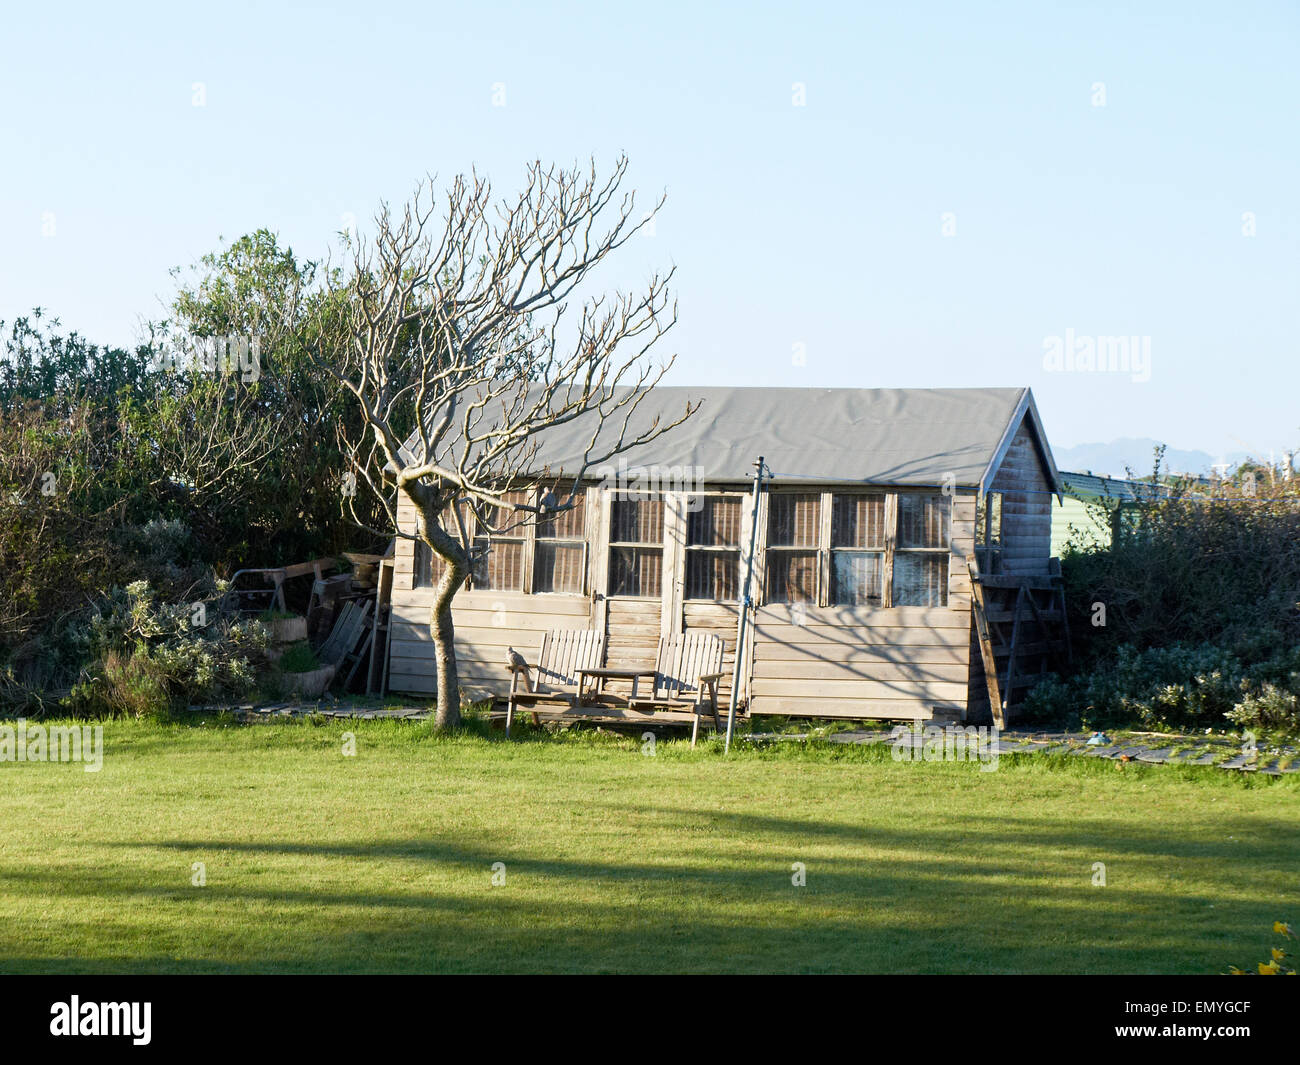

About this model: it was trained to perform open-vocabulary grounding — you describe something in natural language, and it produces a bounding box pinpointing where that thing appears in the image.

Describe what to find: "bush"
[1023,641,1300,737]
[1040,454,1300,736]
[1225,684,1300,735]
[57,581,270,719]
[1060,461,1300,655]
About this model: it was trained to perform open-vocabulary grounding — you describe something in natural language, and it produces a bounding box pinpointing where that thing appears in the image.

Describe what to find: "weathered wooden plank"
[751,660,970,683]
[749,678,968,701]
[754,604,970,628]
[748,697,960,719]
[755,641,968,664]
[390,610,590,634]
[753,623,969,647]
[390,589,592,614]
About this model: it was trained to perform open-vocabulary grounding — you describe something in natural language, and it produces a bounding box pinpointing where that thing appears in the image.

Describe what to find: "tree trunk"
[429,565,465,728]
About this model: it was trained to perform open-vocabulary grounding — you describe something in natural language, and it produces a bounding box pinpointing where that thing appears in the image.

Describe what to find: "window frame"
[532,488,588,596]
[763,491,823,606]
[683,492,745,602]
[413,486,589,597]
[762,488,951,608]
[469,489,530,593]
[891,492,952,607]
[605,491,666,600]
[828,491,888,607]
[974,489,1003,575]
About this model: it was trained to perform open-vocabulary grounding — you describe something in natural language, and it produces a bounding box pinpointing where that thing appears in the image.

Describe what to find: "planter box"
[286,663,336,698]
[270,616,308,644]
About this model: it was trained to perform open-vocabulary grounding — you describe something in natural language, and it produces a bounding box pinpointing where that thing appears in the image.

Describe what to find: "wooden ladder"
[968,556,1071,728]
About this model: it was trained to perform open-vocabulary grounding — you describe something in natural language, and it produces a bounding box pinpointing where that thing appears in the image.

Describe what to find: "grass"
[1,715,1297,974]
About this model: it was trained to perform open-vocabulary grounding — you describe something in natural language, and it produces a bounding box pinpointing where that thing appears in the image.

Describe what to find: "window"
[471,490,529,591]
[608,495,664,597]
[685,495,742,600]
[414,510,457,588]
[762,490,950,608]
[765,493,821,603]
[893,494,950,606]
[534,490,586,594]
[414,541,442,588]
[412,488,589,596]
[975,490,1002,574]
[830,494,886,605]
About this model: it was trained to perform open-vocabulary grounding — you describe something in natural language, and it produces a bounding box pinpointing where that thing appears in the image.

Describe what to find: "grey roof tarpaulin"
[404,385,1042,488]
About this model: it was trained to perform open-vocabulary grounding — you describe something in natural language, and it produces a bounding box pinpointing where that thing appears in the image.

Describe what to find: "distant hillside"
[1051,438,1248,478]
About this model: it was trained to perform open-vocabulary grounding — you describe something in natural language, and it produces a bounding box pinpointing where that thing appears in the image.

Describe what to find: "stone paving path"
[191,703,1299,774]
[190,701,431,722]
[818,727,1300,774]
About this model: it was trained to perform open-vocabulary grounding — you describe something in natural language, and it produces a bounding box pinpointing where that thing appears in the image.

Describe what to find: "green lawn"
[2,717,1297,973]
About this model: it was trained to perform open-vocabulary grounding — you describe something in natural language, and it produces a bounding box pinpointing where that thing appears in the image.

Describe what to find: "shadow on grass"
[3,804,1294,974]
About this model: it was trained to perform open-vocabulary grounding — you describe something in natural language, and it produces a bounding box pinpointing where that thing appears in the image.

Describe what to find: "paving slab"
[827,731,892,745]
[1135,747,1176,763]
[1167,749,1220,766]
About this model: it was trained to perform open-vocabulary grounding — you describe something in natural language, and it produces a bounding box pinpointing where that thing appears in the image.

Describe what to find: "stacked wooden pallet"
[316,599,375,690]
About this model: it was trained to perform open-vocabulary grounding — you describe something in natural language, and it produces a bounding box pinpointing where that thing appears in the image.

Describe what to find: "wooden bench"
[627,632,725,747]
[504,629,605,737]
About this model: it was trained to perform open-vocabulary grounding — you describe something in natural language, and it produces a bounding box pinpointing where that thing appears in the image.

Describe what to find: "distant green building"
[1051,472,1167,555]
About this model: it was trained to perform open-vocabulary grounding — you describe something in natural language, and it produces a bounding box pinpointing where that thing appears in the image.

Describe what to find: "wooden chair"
[504,629,605,736]
[628,632,725,747]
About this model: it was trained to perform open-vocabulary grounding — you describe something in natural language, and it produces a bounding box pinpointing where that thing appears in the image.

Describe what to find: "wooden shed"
[386,386,1064,726]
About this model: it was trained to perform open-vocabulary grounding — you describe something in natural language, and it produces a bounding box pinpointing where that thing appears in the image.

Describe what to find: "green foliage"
[166,229,391,567]
[0,230,391,687]
[1024,641,1300,737]
[59,581,270,719]
[1060,458,1300,653]
[278,641,321,674]
[1042,452,1300,737]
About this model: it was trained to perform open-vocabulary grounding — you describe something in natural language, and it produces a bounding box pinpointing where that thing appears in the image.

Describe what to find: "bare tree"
[290,157,694,728]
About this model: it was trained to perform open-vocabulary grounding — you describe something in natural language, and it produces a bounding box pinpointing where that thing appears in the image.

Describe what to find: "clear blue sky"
[2,1,1296,458]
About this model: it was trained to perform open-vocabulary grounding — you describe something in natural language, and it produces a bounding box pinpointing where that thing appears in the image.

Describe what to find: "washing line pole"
[725,456,770,755]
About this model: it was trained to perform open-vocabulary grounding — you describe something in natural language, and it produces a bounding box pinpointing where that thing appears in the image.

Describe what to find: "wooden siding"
[747,600,972,719]
[989,418,1055,576]
[968,411,1057,718]
[388,492,595,699]
[683,601,740,702]
[1052,494,1108,555]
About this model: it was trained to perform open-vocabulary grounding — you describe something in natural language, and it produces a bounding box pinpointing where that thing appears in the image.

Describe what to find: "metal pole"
[725,456,768,755]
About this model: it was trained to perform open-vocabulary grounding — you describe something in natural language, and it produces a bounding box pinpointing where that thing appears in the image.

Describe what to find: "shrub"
[1041,454,1300,736]
[1060,462,1300,656]
[1225,684,1300,735]
[1022,641,1300,737]
[57,581,270,719]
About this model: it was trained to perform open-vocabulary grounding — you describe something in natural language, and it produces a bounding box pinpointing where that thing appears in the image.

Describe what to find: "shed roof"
[403,385,1059,492]
[1059,471,1169,502]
